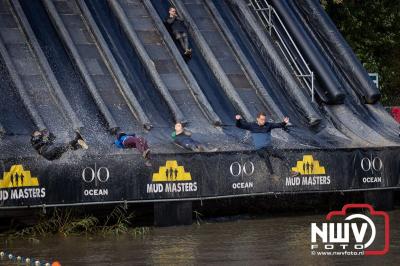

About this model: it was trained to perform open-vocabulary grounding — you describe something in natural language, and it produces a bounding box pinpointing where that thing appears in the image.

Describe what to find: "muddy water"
[1,210,399,265]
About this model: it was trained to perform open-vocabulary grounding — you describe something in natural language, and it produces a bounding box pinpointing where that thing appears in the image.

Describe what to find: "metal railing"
[248,0,315,102]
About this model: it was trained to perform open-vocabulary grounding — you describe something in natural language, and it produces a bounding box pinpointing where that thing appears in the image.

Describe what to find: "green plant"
[324,0,400,106]
[7,205,150,238]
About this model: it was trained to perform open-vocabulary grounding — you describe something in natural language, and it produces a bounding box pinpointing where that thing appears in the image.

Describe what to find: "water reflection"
[1,210,399,265]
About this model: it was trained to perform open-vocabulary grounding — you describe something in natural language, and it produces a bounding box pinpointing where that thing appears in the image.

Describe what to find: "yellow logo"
[292,155,326,175]
[0,165,39,188]
[152,160,191,182]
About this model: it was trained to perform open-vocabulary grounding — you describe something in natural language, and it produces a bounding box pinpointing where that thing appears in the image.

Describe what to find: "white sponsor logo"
[229,162,254,177]
[360,156,383,184]
[82,164,109,197]
[229,162,254,190]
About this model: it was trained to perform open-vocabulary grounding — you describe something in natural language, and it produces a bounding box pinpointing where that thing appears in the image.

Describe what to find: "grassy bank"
[1,205,150,238]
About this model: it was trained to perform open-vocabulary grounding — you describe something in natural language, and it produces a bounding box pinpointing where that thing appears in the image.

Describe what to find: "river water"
[1,210,399,265]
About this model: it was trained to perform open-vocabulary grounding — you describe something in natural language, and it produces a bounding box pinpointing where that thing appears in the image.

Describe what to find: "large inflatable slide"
[0,0,399,218]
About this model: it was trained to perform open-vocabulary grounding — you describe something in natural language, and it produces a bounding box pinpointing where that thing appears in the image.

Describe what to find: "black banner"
[1,147,399,208]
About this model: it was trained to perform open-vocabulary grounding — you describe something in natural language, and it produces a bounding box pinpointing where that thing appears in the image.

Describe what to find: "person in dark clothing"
[114,132,152,166]
[31,130,88,161]
[171,122,217,152]
[235,112,299,179]
[165,7,192,56]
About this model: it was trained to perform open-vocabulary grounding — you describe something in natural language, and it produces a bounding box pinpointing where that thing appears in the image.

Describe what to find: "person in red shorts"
[114,132,151,166]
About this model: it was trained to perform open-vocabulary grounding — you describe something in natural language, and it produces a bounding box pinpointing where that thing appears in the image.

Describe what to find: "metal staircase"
[249,0,315,102]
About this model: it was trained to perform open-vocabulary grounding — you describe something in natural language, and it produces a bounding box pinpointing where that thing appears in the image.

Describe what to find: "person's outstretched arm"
[270,117,289,129]
[235,115,251,130]
[269,122,286,129]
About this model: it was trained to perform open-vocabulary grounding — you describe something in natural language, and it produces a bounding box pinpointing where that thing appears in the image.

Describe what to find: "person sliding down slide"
[31,130,88,161]
[114,132,152,167]
[165,6,192,58]
[235,112,299,180]
[172,122,217,152]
